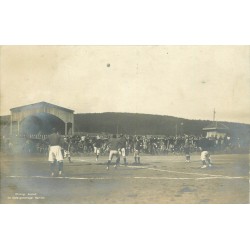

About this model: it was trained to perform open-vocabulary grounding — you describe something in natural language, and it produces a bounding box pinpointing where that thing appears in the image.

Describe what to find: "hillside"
[74,112,250,137]
[1,113,250,137]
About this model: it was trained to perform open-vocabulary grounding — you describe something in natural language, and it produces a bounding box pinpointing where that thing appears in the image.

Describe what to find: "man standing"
[134,136,141,165]
[107,134,121,170]
[184,136,191,162]
[94,135,102,161]
[48,128,64,176]
[62,136,72,163]
[119,134,128,166]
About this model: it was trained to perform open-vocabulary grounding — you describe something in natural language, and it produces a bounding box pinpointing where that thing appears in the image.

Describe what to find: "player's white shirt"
[201,151,210,161]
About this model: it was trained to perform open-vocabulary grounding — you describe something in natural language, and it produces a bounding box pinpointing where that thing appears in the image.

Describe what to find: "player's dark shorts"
[184,147,190,154]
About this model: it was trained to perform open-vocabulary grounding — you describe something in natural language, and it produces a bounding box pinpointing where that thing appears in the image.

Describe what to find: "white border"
[0,0,250,45]
[1,205,249,250]
[1,1,249,250]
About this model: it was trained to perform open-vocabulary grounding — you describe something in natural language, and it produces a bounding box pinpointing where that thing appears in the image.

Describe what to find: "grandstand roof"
[202,121,229,131]
[10,102,74,113]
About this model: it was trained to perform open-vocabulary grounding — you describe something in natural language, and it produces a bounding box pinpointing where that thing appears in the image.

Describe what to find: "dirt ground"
[0,152,249,204]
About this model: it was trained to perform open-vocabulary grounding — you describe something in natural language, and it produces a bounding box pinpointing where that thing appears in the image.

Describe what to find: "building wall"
[206,131,227,138]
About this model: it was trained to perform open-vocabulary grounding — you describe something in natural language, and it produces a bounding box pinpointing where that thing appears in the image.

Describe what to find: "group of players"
[74,134,220,155]
[48,128,212,176]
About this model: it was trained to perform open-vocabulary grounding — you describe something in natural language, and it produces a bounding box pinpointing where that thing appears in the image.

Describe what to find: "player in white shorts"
[48,128,64,176]
[198,136,212,169]
[107,134,121,170]
[134,136,141,165]
[200,150,212,168]
[119,134,128,166]
[94,135,102,161]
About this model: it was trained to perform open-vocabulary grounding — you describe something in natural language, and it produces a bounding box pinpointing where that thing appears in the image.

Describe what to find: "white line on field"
[147,167,228,178]
[6,175,248,181]
[126,165,228,178]
[134,176,247,180]
[195,176,246,180]
[7,175,109,180]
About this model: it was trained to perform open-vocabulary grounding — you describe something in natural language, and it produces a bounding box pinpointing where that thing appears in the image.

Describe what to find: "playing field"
[1,152,249,204]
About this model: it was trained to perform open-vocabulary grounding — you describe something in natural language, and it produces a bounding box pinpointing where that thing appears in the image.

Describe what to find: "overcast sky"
[0,45,249,123]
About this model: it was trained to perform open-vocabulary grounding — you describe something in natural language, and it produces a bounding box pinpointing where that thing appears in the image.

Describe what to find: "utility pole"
[213,108,217,127]
[213,108,216,122]
[181,122,184,136]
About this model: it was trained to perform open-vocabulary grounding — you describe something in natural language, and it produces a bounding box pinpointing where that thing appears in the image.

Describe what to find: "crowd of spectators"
[1,132,248,155]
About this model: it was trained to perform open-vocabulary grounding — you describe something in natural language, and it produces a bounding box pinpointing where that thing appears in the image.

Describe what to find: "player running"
[200,150,212,168]
[199,136,212,169]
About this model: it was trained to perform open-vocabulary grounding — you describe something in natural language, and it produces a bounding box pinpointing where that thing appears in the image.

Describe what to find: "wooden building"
[10,102,74,136]
[202,121,229,138]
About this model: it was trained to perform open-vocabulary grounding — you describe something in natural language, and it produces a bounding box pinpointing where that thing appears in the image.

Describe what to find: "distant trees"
[74,112,250,138]
[1,113,249,140]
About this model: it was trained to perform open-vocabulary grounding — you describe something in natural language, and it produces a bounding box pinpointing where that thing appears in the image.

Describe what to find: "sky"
[0,45,249,123]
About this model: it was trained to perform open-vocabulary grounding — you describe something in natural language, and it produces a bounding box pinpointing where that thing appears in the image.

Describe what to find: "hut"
[202,121,229,138]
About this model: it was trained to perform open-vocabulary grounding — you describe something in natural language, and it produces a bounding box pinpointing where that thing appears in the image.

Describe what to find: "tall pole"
[72,115,74,135]
[213,108,217,127]
[180,122,184,136]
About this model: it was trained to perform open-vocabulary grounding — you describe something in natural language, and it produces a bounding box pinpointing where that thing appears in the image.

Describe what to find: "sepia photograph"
[0,45,249,204]
[1,2,250,250]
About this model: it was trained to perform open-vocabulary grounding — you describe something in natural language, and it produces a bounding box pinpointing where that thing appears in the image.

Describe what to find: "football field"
[1,152,249,204]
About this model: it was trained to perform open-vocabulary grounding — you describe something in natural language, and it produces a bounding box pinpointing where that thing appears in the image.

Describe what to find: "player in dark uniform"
[107,134,121,170]
[184,136,191,162]
[119,134,128,166]
[94,135,102,161]
[62,137,72,163]
[134,136,141,165]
